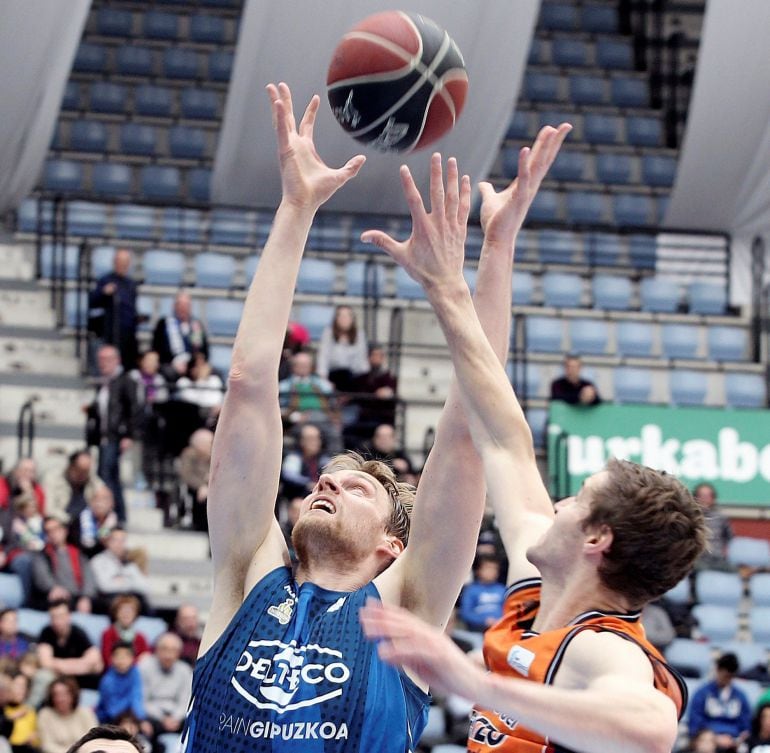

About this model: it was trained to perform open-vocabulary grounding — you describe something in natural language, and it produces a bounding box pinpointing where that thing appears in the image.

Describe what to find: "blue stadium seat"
[17,609,50,641]
[570,319,609,355]
[70,120,108,153]
[91,246,117,278]
[538,109,577,130]
[67,201,108,237]
[120,123,157,157]
[347,261,385,297]
[539,3,578,31]
[395,267,424,300]
[665,579,691,605]
[143,249,185,286]
[692,604,739,644]
[50,123,63,151]
[707,327,747,361]
[465,227,483,260]
[501,148,520,179]
[187,168,211,202]
[163,48,199,79]
[527,37,546,65]
[64,290,88,328]
[61,81,80,111]
[669,370,708,406]
[528,190,561,222]
[208,50,234,82]
[695,570,743,607]
[611,76,648,107]
[162,208,203,243]
[749,572,770,605]
[640,277,680,313]
[40,243,79,280]
[115,46,154,76]
[542,272,583,307]
[296,303,335,341]
[190,14,227,43]
[296,258,336,295]
[507,110,532,140]
[551,38,589,67]
[595,153,632,184]
[73,43,107,73]
[523,72,561,103]
[613,367,652,403]
[538,230,578,264]
[463,267,478,294]
[210,209,253,246]
[725,373,765,408]
[664,638,712,678]
[524,317,563,353]
[581,4,618,33]
[137,295,155,332]
[584,114,622,144]
[0,574,24,609]
[195,252,236,288]
[730,538,770,570]
[201,0,239,6]
[629,234,657,269]
[209,345,232,377]
[96,8,133,36]
[642,155,677,187]
[71,612,110,646]
[180,89,219,120]
[568,75,606,105]
[512,271,535,306]
[566,191,606,224]
[613,194,654,226]
[141,165,181,201]
[527,409,549,449]
[92,163,132,197]
[144,11,179,40]
[550,150,588,182]
[749,607,770,646]
[661,324,700,360]
[134,85,173,117]
[722,642,768,674]
[595,39,633,70]
[17,198,52,234]
[689,282,727,315]
[89,82,127,114]
[507,362,541,398]
[168,126,207,159]
[43,160,84,192]
[586,233,623,266]
[615,321,654,357]
[134,616,169,645]
[627,116,663,147]
[593,275,633,311]
[115,204,156,240]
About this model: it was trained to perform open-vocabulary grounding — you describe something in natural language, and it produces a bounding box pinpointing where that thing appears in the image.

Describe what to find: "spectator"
[138,633,191,739]
[176,429,214,532]
[550,354,601,405]
[95,643,148,731]
[64,724,143,753]
[6,497,46,604]
[3,673,38,752]
[170,605,200,667]
[0,460,46,517]
[31,518,97,612]
[0,674,12,745]
[91,532,149,614]
[85,345,139,523]
[365,424,412,472]
[174,353,223,417]
[747,704,770,753]
[112,713,151,753]
[0,612,29,661]
[349,344,399,442]
[69,487,118,559]
[689,653,752,752]
[37,600,103,690]
[316,305,369,392]
[88,249,138,370]
[280,424,329,500]
[43,451,105,524]
[279,322,311,381]
[681,729,717,753]
[151,291,208,380]
[100,596,150,668]
[37,677,97,753]
[694,483,733,571]
[458,555,506,632]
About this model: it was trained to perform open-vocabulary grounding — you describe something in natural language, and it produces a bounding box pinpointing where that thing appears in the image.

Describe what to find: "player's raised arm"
[201,83,364,652]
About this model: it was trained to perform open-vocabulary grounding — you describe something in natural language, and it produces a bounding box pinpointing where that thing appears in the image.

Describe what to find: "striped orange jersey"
[467,578,686,753]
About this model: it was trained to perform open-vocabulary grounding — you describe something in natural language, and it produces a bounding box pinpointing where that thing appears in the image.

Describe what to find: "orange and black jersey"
[467,578,687,753]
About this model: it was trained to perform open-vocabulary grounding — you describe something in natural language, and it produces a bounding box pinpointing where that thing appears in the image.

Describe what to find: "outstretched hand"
[267,82,365,211]
[361,153,471,292]
[479,123,572,247]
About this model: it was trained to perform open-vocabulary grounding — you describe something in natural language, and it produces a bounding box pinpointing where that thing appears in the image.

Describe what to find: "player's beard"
[292,514,371,571]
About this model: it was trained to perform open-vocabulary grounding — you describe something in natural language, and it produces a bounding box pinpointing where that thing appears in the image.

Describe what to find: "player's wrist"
[276,199,317,224]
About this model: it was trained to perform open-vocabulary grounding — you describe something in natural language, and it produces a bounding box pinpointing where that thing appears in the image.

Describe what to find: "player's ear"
[379,535,405,561]
[584,524,613,556]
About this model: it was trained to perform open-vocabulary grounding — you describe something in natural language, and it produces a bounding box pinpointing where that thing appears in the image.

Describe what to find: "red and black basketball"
[326,11,468,153]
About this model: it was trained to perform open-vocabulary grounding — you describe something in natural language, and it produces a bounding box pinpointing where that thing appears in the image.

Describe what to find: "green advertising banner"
[547,402,770,506]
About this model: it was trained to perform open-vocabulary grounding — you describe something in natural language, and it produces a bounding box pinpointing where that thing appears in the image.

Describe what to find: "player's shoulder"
[561,627,654,681]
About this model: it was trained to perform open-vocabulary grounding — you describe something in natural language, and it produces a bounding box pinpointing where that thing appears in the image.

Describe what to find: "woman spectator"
[316,306,368,392]
[747,704,770,753]
[100,595,150,668]
[36,677,97,753]
[0,460,45,517]
[174,353,223,415]
[3,672,38,752]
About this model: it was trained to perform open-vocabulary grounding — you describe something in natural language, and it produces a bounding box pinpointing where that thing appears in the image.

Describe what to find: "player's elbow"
[634,704,678,753]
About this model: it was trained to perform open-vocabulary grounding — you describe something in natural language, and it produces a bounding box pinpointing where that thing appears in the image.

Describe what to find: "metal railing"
[16,398,37,462]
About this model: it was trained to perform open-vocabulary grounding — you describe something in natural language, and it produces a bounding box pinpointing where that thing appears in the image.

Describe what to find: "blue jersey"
[180,566,430,752]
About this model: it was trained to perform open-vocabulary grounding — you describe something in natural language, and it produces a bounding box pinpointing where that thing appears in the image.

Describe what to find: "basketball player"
[360,146,708,753]
[180,83,570,753]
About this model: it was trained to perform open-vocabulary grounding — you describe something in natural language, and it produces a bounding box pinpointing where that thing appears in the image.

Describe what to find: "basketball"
[326,11,468,153]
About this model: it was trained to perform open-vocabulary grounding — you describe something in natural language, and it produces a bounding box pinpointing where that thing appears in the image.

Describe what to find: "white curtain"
[213,0,540,214]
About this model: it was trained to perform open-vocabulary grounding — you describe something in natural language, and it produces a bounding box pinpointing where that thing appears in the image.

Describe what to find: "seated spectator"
[176,429,213,533]
[458,555,506,632]
[680,729,718,753]
[91,530,150,615]
[43,451,105,524]
[3,673,38,752]
[151,291,208,382]
[37,600,103,690]
[100,596,150,668]
[694,483,733,571]
[689,653,751,752]
[316,305,369,392]
[747,704,770,753]
[113,712,152,753]
[0,611,30,661]
[5,498,46,606]
[171,605,200,667]
[0,459,46,517]
[138,633,192,738]
[31,518,97,612]
[349,344,398,441]
[95,643,148,730]
[36,677,97,753]
[174,352,224,417]
[69,486,119,559]
[550,354,601,405]
[279,322,310,381]
[364,424,412,472]
[280,424,329,500]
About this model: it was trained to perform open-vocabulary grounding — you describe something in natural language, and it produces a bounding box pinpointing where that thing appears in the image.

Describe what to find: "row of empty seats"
[86,9,237,43]
[538,2,620,33]
[528,35,635,69]
[523,70,649,107]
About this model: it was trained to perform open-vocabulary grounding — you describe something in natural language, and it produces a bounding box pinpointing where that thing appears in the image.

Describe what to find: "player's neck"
[295,560,376,592]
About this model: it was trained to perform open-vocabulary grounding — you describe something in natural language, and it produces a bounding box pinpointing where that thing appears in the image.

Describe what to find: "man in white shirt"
[90,527,150,612]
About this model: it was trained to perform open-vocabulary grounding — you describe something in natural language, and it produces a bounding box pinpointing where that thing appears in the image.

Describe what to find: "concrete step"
[0,382,91,427]
[0,432,85,475]
[0,245,35,281]
[128,529,210,561]
[0,327,79,377]
[0,289,55,329]
[126,505,164,532]
[148,558,212,578]
[148,573,212,598]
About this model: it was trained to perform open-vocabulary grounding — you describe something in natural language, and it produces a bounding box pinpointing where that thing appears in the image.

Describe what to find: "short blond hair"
[324,452,415,547]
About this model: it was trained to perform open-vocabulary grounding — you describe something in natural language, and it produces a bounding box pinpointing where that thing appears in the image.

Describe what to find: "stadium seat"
[542,272,583,308]
[296,258,336,295]
[611,76,649,107]
[692,604,739,644]
[539,3,578,31]
[465,226,484,260]
[724,373,766,408]
[209,345,232,377]
[70,120,108,153]
[144,11,179,39]
[664,578,691,605]
[91,246,117,278]
[508,362,541,399]
[566,191,606,224]
[525,317,564,353]
[163,48,199,79]
[569,319,609,355]
[120,123,157,157]
[749,573,770,606]
[180,89,219,120]
[64,290,88,328]
[528,190,561,222]
[661,324,700,360]
[615,321,654,357]
[664,638,712,678]
[595,153,633,184]
[395,267,424,300]
[115,46,154,76]
[581,4,618,33]
[190,14,227,43]
[168,126,207,159]
[420,705,447,748]
[142,249,185,286]
[695,570,743,608]
[669,370,708,406]
[206,299,243,337]
[749,607,770,645]
[209,209,253,246]
[187,168,211,201]
[627,117,663,147]
[347,261,385,297]
[523,72,561,103]
[61,81,81,111]
[71,612,110,646]
[17,198,51,234]
[526,409,548,448]
[550,150,588,182]
[463,266,478,294]
[296,303,335,341]
[584,114,622,145]
[67,201,108,237]
[593,275,633,311]
[629,234,657,269]
[115,204,156,240]
[40,243,80,280]
[162,208,203,243]
[243,255,259,283]
[640,277,680,312]
[538,230,578,264]
[134,85,173,117]
[569,75,606,105]
[596,39,633,69]
[512,271,535,306]
[89,82,126,114]
[507,110,531,140]
[134,616,169,645]
[43,160,84,193]
[642,155,677,187]
[527,37,546,65]
[73,43,107,73]
[195,252,236,288]
[707,326,748,361]
[551,38,589,67]
[96,8,133,36]
[17,609,49,640]
[0,574,24,609]
[208,51,234,82]
[734,679,765,709]
[92,163,132,197]
[689,282,727,315]
[613,367,652,403]
[141,165,181,201]
[730,538,770,571]
[614,194,655,226]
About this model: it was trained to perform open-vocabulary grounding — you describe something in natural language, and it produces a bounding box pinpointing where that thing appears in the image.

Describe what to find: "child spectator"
[0,612,30,661]
[69,486,118,558]
[95,643,146,727]
[101,596,150,668]
[459,555,506,632]
[36,677,97,753]
[10,499,45,554]
[3,673,38,752]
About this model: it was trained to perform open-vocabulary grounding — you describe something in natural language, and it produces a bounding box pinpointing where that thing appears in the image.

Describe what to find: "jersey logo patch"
[267,596,295,625]
[506,644,535,677]
[327,596,346,613]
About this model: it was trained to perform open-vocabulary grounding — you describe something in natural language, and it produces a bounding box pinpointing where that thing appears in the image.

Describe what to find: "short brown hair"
[324,452,415,547]
[66,724,142,753]
[109,594,141,623]
[584,458,707,609]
